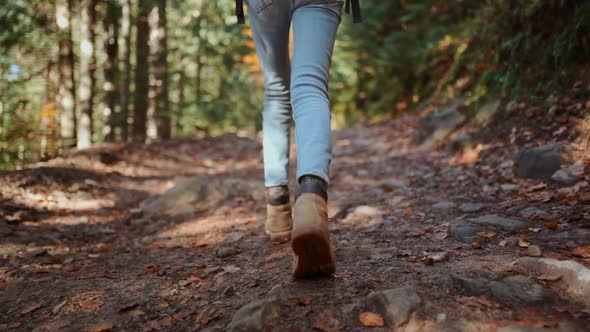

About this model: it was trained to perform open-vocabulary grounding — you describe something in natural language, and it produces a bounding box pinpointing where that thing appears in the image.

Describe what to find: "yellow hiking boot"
[265,186,292,244]
[291,175,336,278]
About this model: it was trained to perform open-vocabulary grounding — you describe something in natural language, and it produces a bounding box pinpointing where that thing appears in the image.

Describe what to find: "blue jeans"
[246,0,343,187]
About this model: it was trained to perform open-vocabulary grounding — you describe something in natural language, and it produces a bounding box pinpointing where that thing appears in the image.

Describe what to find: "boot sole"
[291,230,336,278]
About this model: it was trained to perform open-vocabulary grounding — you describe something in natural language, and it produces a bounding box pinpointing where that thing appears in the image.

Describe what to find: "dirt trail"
[1,113,589,331]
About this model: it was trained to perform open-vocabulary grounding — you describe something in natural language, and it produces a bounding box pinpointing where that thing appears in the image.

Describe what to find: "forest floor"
[1,99,590,331]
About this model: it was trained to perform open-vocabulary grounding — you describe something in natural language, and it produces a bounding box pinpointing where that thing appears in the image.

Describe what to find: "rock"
[353,205,386,217]
[527,245,543,257]
[469,215,524,232]
[459,203,484,213]
[202,266,223,276]
[432,201,456,211]
[366,286,422,328]
[500,184,519,192]
[139,177,262,217]
[380,179,408,191]
[216,247,237,258]
[551,161,584,186]
[449,225,481,242]
[489,275,552,305]
[416,100,467,146]
[225,231,245,243]
[517,257,590,307]
[514,144,572,181]
[227,298,280,332]
[519,207,547,219]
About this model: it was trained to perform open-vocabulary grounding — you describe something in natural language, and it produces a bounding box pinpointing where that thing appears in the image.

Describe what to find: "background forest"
[1,0,589,170]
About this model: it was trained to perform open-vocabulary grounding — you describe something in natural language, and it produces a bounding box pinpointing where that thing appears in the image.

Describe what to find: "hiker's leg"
[291,1,342,185]
[247,0,293,187]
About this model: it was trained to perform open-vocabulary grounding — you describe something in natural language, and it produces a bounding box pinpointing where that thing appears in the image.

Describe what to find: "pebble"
[459,203,484,213]
[519,207,547,218]
[216,247,237,258]
[227,298,280,331]
[469,215,524,232]
[527,245,543,257]
[432,201,456,211]
[366,286,422,328]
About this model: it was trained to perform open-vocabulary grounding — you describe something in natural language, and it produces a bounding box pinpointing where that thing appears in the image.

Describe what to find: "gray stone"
[469,215,524,232]
[489,275,552,305]
[432,201,456,211]
[216,247,237,258]
[449,225,481,242]
[353,205,386,217]
[551,161,584,186]
[366,286,422,328]
[514,144,572,181]
[227,298,280,332]
[517,257,590,307]
[459,203,484,213]
[527,245,543,257]
[416,101,467,146]
[519,207,547,219]
[500,184,519,192]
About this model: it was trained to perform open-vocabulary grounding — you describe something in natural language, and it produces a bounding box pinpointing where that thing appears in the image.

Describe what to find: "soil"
[1,103,589,331]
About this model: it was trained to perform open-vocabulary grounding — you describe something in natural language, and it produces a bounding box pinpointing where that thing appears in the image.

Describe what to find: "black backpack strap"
[345,0,362,23]
[236,0,245,24]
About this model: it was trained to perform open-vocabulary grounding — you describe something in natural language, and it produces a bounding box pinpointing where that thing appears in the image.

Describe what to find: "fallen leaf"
[546,221,559,230]
[20,303,43,315]
[79,299,104,310]
[456,296,501,308]
[406,229,426,237]
[292,295,313,306]
[262,262,280,270]
[52,300,67,316]
[197,308,221,325]
[477,231,496,239]
[528,228,543,233]
[471,241,482,249]
[434,231,448,240]
[117,302,138,313]
[84,322,113,332]
[8,322,21,329]
[403,208,413,215]
[359,312,384,327]
[499,240,508,247]
[537,274,563,282]
[573,247,590,258]
[312,312,342,332]
[518,236,531,248]
[144,264,161,273]
[223,265,241,273]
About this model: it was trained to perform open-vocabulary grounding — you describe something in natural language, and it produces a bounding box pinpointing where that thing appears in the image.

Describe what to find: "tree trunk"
[104,0,120,142]
[77,0,98,149]
[153,0,170,139]
[132,0,152,142]
[55,0,77,148]
[120,0,133,142]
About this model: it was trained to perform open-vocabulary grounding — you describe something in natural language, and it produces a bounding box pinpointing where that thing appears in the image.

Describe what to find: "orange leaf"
[79,299,104,310]
[403,208,413,215]
[573,247,590,258]
[546,221,558,230]
[359,312,384,327]
[292,295,313,306]
[518,236,531,248]
[145,264,161,273]
[477,231,496,239]
[20,303,43,314]
[471,241,482,249]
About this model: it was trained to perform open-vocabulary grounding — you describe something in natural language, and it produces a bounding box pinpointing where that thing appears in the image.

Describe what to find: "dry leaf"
[117,302,138,313]
[499,240,508,247]
[477,231,496,239]
[406,229,426,237]
[20,303,42,315]
[537,274,563,282]
[312,312,342,332]
[471,241,482,249]
[403,208,413,215]
[359,312,384,327]
[262,262,279,270]
[79,299,104,310]
[546,221,558,230]
[292,295,313,306]
[197,308,221,325]
[84,322,113,332]
[144,264,161,273]
[528,228,543,233]
[518,236,531,248]
[8,322,22,329]
[573,247,590,258]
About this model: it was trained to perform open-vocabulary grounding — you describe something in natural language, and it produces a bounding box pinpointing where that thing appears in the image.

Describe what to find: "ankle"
[296,175,328,202]
[266,185,290,206]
